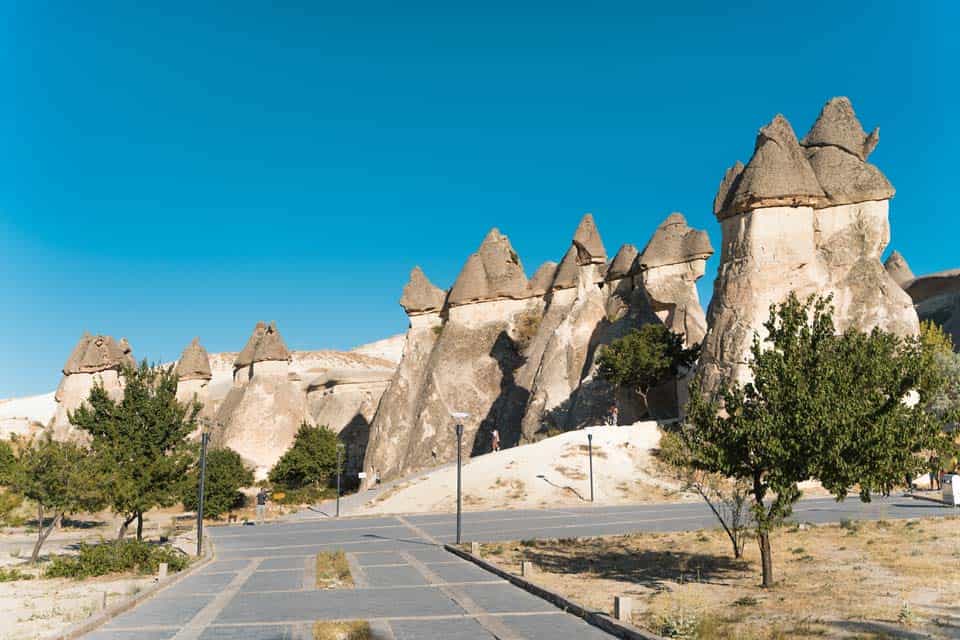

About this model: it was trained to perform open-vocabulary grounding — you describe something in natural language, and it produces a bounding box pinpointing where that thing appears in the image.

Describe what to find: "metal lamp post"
[336,443,345,518]
[196,431,209,556]
[450,412,470,544]
[587,432,594,503]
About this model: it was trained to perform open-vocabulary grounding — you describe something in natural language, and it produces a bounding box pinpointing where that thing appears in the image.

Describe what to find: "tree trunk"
[31,507,62,565]
[136,512,143,541]
[758,531,773,588]
[118,513,137,540]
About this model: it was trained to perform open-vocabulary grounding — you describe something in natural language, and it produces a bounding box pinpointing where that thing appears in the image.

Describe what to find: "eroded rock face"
[51,334,135,440]
[175,337,212,405]
[701,98,918,392]
[400,266,447,314]
[366,213,713,481]
[887,254,960,350]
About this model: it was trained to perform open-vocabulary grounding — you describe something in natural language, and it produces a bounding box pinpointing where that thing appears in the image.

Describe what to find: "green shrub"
[269,423,340,490]
[0,489,24,526]
[0,567,33,582]
[273,486,336,505]
[45,540,189,579]
[181,448,253,518]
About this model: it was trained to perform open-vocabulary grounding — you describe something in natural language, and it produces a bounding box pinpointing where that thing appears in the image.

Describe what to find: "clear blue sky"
[1,1,956,397]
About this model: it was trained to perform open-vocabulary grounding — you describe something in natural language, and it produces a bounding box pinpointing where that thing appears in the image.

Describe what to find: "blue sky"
[1,1,956,397]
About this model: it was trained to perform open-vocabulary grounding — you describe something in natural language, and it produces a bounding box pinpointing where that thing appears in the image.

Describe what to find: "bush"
[0,439,14,485]
[269,423,340,490]
[0,567,33,582]
[272,486,336,505]
[181,448,253,518]
[45,540,189,579]
[0,489,24,526]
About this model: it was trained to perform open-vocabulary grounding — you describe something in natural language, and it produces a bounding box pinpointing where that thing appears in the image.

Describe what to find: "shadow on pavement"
[361,533,438,548]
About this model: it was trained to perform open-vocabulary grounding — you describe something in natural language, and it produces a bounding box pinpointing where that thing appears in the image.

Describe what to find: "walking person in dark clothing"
[255,487,270,524]
[929,455,941,491]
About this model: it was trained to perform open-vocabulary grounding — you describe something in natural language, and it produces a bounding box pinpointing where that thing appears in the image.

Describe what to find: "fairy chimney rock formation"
[233,321,291,384]
[448,229,529,305]
[701,98,918,391]
[175,337,213,403]
[399,267,447,315]
[884,251,915,287]
[572,213,607,265]
[606,244,639,281]
[637,213,714,345]
[51,333,134,439]
[529,261,559,296]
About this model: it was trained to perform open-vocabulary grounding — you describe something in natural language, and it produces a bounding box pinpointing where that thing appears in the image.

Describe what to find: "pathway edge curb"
[45,532,217,640]
[443,543,666,640]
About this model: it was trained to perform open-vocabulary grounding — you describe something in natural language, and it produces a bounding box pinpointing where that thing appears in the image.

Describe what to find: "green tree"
[268,423,339,490]
[181,448,254,518]
[0,439,14,485]
[920,321,960,425]
[70,361,199,540]
[686,294,945,588]
[597,323,699,413]
[7,435,105,563]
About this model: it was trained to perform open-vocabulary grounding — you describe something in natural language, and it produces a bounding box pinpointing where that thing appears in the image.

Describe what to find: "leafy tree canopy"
[686,294,947,587]
[268,423,340,490]
[182,447,254,518]
[70,361,200,539]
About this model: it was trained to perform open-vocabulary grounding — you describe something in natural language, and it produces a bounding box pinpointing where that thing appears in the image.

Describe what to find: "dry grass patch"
[312,620,370,640]
[479,517,960,639]
[315,551,352,589]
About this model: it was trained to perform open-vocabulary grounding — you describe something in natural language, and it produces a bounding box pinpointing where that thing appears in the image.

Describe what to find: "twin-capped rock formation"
[364,212,714,483]
[51,333,135,440]
[885,253,960,349]
[701,97,918,390]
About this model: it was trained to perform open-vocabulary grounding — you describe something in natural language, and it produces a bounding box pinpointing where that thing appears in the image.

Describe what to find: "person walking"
[491,429,501,453]
[255,487,270,524]
[929,454,941,491]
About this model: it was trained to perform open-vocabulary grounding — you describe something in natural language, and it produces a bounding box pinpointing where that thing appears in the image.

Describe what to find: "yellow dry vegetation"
[315,551,353,589]
[312,620,370,640]
[480,516,960,639]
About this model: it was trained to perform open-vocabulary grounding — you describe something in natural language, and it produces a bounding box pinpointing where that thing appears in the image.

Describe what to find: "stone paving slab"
[390,617,494,640]
[170,571,239,594]
[242,569,305,592]
[404,546,460,563]
[213,526,412,551]
[258,555,311,571]
[353,551,406,566]
[199,624,297,640]
[214,587,465,623]
[84,629,178,640]
[103,594,216,628]
[455,583,558,614]
[362,564,430,587]
[427,561,504,584]
[196,559,253,574]
[501,612,616,639]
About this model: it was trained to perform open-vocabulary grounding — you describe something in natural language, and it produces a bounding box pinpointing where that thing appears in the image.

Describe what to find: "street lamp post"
[336,443,345,518]
[587,432,594,503]
[450,412,470,545]
[196,431,209,556]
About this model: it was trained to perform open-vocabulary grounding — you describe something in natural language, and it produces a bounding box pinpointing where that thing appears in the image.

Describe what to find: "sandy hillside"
[0,392,55,439]
[362,422,693,514]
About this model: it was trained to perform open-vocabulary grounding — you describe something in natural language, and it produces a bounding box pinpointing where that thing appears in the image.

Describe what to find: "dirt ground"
[477,516,960,639]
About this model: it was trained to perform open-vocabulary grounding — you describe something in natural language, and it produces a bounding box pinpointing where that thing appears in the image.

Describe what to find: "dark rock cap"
[448,229,529,305]
[528,261,559,296]
[606,244,639,281]
[717,114,826,219]
[884,251,915,287]
[551,245,580,290]
[801,97,879,161]
[638,213,713,269]
[399,267,447,315]
[63,333,135,375]
[175,337,213,381]
[235,321,291,368]
[572,213,606,265]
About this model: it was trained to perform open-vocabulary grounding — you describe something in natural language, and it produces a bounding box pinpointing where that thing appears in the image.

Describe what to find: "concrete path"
[80,493,957,640]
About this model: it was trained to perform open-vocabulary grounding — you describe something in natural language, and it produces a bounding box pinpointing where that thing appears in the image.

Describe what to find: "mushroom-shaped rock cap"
[175,337,213,381]
[606,244,639,281]
[399,267,447,315]
[638,213,713,270]
[528,261,558,296]
[717,115,826,219]
[801,97,879,161]
[448,229,529,305]
[63,333,134,374]
[572,213,606,265]
[884,251,915,287]
[234,321,291,368]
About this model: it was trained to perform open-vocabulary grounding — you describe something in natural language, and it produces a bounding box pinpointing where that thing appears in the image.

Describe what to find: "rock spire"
[175,337,212,381]
[234,321,291,369]
[448,229,528,305]
[399,267,446,315]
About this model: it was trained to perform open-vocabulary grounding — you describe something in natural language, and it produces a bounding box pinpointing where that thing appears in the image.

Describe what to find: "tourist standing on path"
[255,488,269,524]
[491,429,501,452]
[929,454,941,491]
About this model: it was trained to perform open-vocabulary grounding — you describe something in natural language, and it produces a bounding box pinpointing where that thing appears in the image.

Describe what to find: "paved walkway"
[81,494,957,640]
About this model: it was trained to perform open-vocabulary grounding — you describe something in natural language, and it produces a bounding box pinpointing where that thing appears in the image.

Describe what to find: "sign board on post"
[357,472,367,479]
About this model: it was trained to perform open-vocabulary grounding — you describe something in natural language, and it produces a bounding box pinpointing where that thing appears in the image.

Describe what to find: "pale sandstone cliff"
[885,254,960,350]
[700,97,918,391]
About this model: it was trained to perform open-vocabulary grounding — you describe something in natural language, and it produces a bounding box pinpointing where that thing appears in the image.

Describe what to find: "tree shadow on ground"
[521,543,748,590]
[828,620,935,639]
